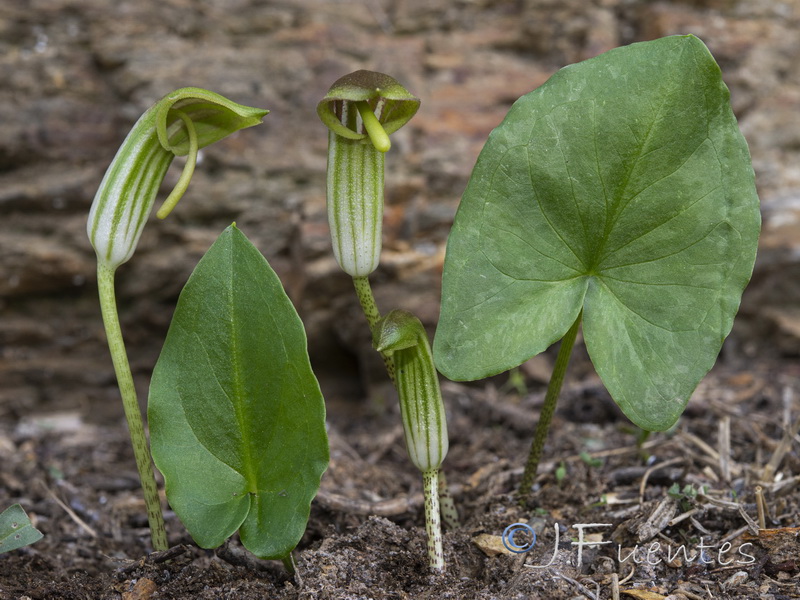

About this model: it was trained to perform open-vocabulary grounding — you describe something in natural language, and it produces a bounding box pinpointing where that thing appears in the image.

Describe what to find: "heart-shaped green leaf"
[0,504,43,554]
[434,35,760,431]
[149,224,328,559]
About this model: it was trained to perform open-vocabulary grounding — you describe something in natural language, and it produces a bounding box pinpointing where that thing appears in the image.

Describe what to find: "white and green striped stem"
[87,88,267,551]
[374,310,449,571]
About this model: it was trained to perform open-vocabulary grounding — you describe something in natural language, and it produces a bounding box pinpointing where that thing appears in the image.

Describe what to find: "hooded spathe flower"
[87,87,267,270]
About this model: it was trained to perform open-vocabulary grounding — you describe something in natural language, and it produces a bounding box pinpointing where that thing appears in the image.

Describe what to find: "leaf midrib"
[227,241,258,495]
[589,40,691,271]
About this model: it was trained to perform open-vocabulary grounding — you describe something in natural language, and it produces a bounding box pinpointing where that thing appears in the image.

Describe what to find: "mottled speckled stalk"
[423,469,444,571]
[438,471,460,530]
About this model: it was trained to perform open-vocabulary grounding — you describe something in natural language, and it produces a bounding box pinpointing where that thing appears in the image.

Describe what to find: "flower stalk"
[87,88,267,550]
[96,264,168,550]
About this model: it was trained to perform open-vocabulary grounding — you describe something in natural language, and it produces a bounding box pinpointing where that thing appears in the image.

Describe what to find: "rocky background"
[1,0,799,419]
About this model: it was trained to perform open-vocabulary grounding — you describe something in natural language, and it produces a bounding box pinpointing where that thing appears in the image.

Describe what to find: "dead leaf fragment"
[473,533,514,556]
[621,590,666,600]
[122,578,157,600]
[743,526,800,562]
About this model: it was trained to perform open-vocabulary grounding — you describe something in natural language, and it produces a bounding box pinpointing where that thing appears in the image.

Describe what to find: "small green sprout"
[668,483,706,512]
[87,88,267,551]
[579,452,603,469]
[501,366,528,397]
[555,461,567,485]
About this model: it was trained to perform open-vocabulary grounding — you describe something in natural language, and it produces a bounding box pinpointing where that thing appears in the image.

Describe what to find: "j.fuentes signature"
[503,522,756,568]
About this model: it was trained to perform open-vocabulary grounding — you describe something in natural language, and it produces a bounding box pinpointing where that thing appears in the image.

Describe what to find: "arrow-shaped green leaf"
[434,35,760,431]
[149,224,328,559]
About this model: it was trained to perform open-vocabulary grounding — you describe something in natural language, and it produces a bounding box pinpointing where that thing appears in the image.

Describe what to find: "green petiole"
[518,311,582,500]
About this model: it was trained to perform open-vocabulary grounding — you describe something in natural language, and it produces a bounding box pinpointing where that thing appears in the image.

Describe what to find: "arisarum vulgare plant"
[87,87,268,550]
[318,71,455,571]
[433,35,761,500]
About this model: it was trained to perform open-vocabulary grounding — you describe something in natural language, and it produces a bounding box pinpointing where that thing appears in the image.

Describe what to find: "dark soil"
[2,347,799,599]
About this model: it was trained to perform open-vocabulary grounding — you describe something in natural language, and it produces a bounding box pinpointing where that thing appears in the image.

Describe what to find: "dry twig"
[638,457,684,504]
[315,488,422,516]
[718,416,732,482]
[754,485,767,529]
[557,573,599,600]
[761,389,800,483]
[117,545,188,574]
[41,481,98,539]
